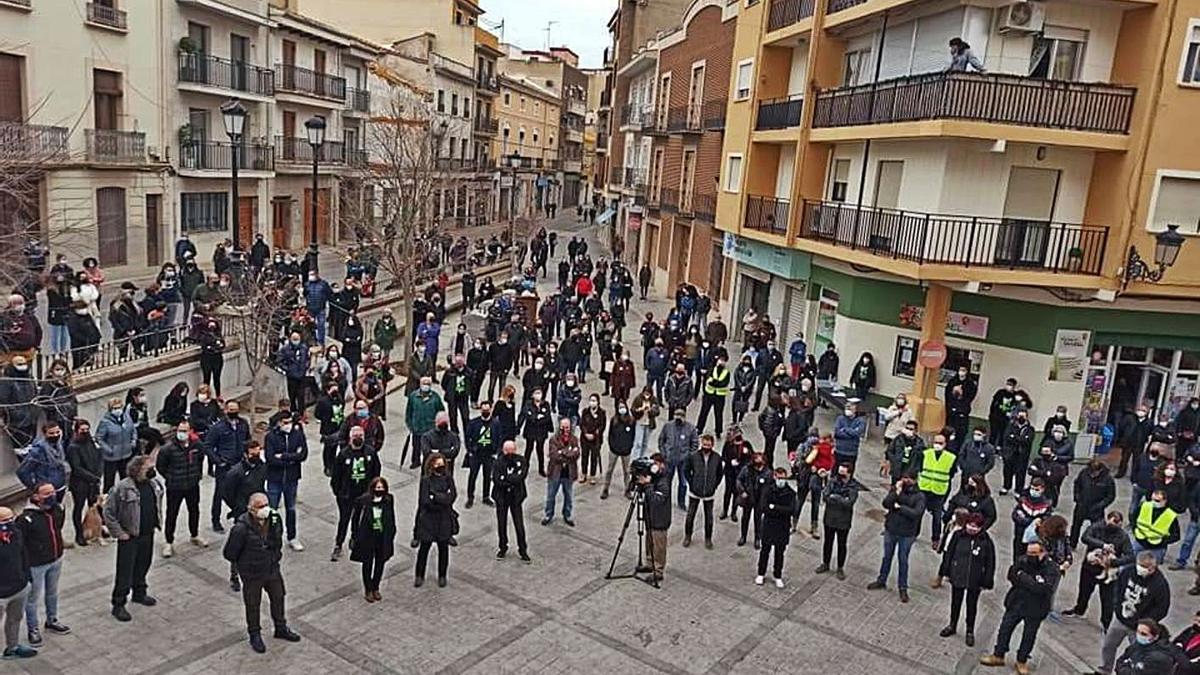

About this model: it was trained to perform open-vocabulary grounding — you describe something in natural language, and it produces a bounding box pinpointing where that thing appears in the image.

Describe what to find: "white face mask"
[254,506,271,520]
[280,423,293,434]
[1136,564,1153,577]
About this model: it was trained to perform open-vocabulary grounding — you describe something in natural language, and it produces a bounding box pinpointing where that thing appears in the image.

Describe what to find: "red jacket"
[810,440,835,472]
[575,276,593,297]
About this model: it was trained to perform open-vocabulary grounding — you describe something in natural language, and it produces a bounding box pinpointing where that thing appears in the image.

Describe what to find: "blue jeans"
[877,532,915,590]
[1177,517,1200,566]
[633,425,651,458]
[49,324,69,355]
[668,459,688,508]
[25,558,62,630]
[544,476,574,520]
[266,479,299,540]
[314,308,327,344]
[1132,539,1167,564]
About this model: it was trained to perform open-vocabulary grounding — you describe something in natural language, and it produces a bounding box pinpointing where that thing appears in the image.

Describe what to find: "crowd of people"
[2,225,1200,675]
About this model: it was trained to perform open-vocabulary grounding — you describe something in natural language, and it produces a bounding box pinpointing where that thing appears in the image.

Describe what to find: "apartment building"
[711,0,1200,435]
[600,0,696,262]
[582,67,609,207]
[493,75,561,220]
[1,0,173,277]
[499,47,589,209]
[641,0,736,298]
[474,26,503,186]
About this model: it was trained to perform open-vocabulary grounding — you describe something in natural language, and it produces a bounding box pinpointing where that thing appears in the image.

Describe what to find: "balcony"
[474,117,499,135]
[619,103,652,130]
[744,195,790,235]
[346,88,371,114]
[608,165,622,186]
[596,132,608,152]
[756,95,804,131]
[85,129,144,164]
[693,193,716,222]
[275,64,346,102]
[0,123,69,163]
[660,188,680,214]
[476,75,500,93]
[812,72,1135,136]
[275,137,346,166]
[702,100,727,130]
[801,201,1109,275]
[767,0,815,32]
[666,104,702,133]
[623,167,647,192]
[599,90,612,109]
[179,141,274,172]
[86,2,126,31]
[178,53,275,98]
[568,98,586,117]
[827,0,868,12]
[438,157,480,172]
[347,148,369,168]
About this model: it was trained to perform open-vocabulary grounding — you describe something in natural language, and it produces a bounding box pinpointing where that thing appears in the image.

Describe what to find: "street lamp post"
[304,116,326,274]
[508,152,521,275]
[221,100,247,253]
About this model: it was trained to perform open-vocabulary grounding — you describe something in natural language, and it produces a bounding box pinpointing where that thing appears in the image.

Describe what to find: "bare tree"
[217,273,298,430]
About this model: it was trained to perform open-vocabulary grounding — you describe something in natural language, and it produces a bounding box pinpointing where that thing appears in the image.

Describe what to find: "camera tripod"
[604,483,661,589]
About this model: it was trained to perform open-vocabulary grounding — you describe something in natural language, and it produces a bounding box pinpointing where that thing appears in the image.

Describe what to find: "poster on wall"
[1081,368,1108,434]
[1050,329,1092,382]
[815,288,839,356]
[898,305,989,339]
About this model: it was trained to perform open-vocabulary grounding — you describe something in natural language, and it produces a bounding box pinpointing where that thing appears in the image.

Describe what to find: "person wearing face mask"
[814,462,857,578]
[543,419,581,526]
[64,419,102,546]
[45,271,72,356]
[884,420,924,485]
[188,384,220,440]
[610,349,636,403]
[314,384,348,476]
[1041,404,1073,440]
[1000,410,1035,495]
[683,434,723,549]
[0,504,37,659]
[16,422,69,503]
[602,403,636,500]
[989,378,1024,447]
[405,376,445,470]
[421,412,461,473]
[17,482,70,647]
[1117,619,1189,675]
[848,352,876,402]
[579,396,607,485]
[465,401,502,508]
[329,426,380,562]
[38,362,77,445]
[557,373,583,430]
[220,440,266,589]
[1173,611,1200,668]
[881,394,915,448]
[696,356,731,437]
[414,452,457,587]
[933,512,995,646]
[1045,423,1074,466]
[1115,405,1155,479]
[155,421,208,558]
[264,413,309,552]
[978,542,1058,674]
[95,397,137,493]
[1091,552,1172,675]
[492,440,531,561]
[103,454,162,622]
[958,427,997,489]
[203,400,251,534]
[1150,412,1178,450]
[731,356,757,427]
[663,364,694,420]
[1010,477,1053,562]
[833,403,867,470]
[351,477,396,602]
[912,433,958,550]
[943,473,998,536]
[0,354,40,449]
[752,342,784,412]
[520,388,554,476]
[521,357,549,411]
[486,331,516,401]
[659,409,699,511]
[869,475,926,603]
[223,492,301,653]
[1068,459,1117,550]
[276,332,311,416]
[1129,441,1167,522]
[1063,511,1132,629]
[466,339,489,407]
[440,354,473,434]
[1131,487,1180,565]
[372,309,399,362]
[303,270,332,344]
[1028,445,1068,508]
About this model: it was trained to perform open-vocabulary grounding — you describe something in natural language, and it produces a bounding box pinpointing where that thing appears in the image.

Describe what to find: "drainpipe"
[851,12,889,246]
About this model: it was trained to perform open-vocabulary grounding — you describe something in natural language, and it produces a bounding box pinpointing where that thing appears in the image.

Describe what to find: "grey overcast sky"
[479,0,617,69]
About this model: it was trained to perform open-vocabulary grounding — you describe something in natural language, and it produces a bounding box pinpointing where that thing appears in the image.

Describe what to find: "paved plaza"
[9,218,1198,675]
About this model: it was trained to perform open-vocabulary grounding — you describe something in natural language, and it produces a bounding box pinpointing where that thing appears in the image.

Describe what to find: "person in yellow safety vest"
[916,433,958,551]
[1132,489,1180,564]
[697,355,731,437]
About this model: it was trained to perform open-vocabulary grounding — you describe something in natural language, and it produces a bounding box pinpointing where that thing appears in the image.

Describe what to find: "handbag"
[450,508,461,536]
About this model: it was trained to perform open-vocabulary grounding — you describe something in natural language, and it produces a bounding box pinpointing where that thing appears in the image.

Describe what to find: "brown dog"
[82,494,106,545]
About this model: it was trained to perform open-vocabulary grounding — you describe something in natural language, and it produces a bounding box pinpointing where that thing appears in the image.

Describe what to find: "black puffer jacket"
[882,485,926,538]
[937,529,996,590]
[1073,466,1116,520]
[1115,635,1188,675]
[822,475,859,531]
[760,482,797,545]
[415,473,457,544]
[684,449,723,499]
[222,511,283,582]
[155,436,205,490]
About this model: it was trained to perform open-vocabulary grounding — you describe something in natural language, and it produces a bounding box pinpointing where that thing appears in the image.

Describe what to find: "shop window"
[1181,351,1200,371]
[1118,346,1149,362]
[892,336,983,383]
[1152,348,1176,368]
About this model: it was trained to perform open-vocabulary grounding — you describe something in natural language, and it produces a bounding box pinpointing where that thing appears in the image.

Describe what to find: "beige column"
[911,284,952,433]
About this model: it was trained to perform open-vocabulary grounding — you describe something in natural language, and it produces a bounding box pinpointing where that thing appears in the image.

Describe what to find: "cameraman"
[637,452,672,582]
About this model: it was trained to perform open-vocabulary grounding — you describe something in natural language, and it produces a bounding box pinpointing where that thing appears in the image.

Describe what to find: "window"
[96,187,127,266]
[842,49,871,86]
[735,59,754,100]
[548,135,554,147]
[448,136,456,158]
[829,159,851,202]
[93,69,122,130]
[437,90,445,113]
[181,192,228,233]
[503,91,510,106]
[455,10,463,25]
[1030,27,1087,80]
[688,62,706,108]
[503,124,510,138]
[681,149,697,210]
[460,138,468,159]
[724,154,743,192]
[656,73,672,127]
[534,101,540,114]
[464,96,470,119]
[520,96,526,111]
[451,93,458,116]
[519,127,526,143]
[533,129,540,144]
[1181,21,1200,84]
[892,336,984,382]
[1148,171,1200,235]
[0,53,25,123]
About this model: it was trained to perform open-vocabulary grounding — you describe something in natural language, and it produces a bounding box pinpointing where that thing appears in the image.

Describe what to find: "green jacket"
[373,318,398,351]
[405,390,445,435]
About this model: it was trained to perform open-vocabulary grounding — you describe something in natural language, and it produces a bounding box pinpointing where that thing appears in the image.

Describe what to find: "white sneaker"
[288,539,305,552]
[774,577,785,589]
[191,535,209,548]
[754,575,764,586]
[161,543,174,558]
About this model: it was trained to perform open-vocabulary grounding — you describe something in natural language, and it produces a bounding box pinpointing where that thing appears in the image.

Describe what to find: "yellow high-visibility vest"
[917,448,955,496]
[1135,502,1178,546]
[704,366,730,396]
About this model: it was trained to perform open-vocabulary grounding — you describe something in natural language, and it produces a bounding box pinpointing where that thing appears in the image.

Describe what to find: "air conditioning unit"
[998,1,1045,34]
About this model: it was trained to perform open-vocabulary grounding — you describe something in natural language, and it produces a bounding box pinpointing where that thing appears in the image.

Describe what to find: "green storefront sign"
[722,233,811,280]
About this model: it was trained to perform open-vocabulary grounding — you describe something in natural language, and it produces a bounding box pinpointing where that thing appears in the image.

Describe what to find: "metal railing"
[346,148,369,168]
[346,87,371,113]
[745,195,790,235]
[702,100,727,130]
[177,53,274,96]
[86,129,145,163]
[620,103,652,128]
[275,137,346,164]
[666,104,700,133]
[608,165,623,186]
[0,123,69,162]
[812,71,1135,134]
[437,157,481,171]
[275,63,346,101]
[800,200,1110,274]
[768,0,815,31]
[86,1,126,29]
[596,132,609,150]
[477,75,500,92]
[35,325,194,379]
[693,193,717,222]
[474,117,499,134]
[623,167,648,191]
[756,95,804,130]
[827,0,868,12]
[179,141,274,171]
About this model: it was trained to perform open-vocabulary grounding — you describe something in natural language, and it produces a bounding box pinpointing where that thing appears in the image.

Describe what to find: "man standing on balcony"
[946,38,986,73]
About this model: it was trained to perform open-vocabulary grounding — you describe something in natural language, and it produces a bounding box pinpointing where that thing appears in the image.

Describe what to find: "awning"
[596,208,616,224]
